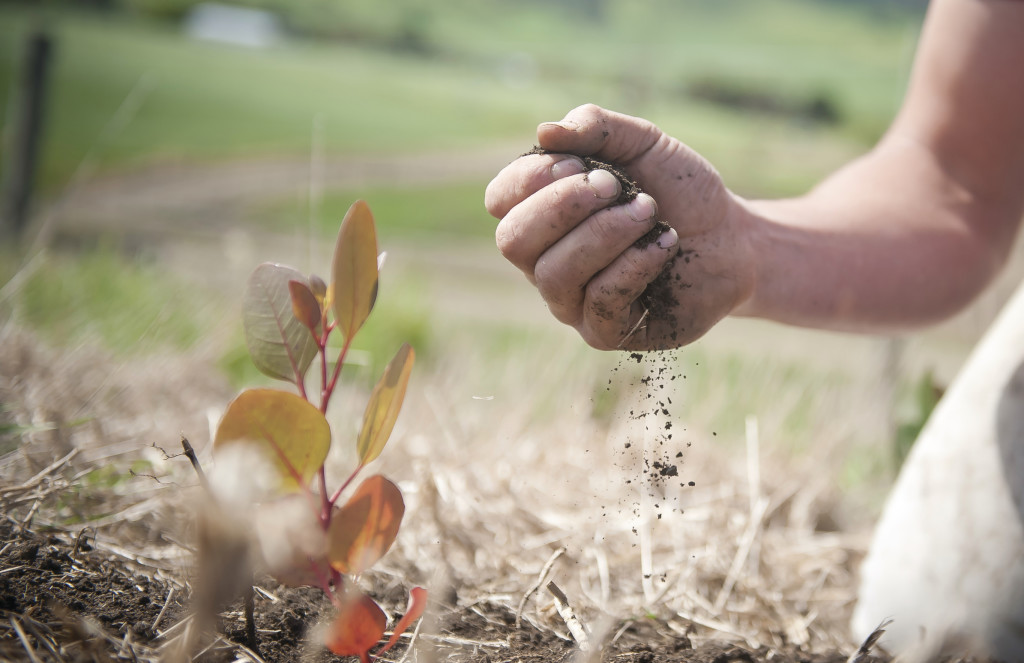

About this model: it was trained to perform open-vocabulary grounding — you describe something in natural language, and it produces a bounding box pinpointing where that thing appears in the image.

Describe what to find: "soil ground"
[0,516,877,663]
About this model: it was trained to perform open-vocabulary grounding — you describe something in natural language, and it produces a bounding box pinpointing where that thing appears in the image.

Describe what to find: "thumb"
[537,104,664,165]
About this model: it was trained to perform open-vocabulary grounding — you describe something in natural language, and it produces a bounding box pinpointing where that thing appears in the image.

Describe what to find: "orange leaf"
[327,475,404,575]
[323,593,386,663]
[213,389,331,492]
[288,279,321,335]
[331,200,379,343]
[357,343,414,466]
[379,586,428,655]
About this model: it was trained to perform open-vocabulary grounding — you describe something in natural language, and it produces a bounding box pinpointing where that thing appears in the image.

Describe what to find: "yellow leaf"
[357,344,414,466]
[331,200,379,343]
[327,475,404,575]
[214,389,331,492]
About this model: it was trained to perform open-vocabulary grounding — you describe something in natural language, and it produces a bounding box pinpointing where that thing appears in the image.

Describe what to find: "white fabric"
[853,281,1024,659]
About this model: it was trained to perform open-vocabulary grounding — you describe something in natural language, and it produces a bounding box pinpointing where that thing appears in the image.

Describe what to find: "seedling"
[213,200,425,662]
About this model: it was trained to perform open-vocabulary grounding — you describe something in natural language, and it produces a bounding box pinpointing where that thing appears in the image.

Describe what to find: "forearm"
[733,134,1020,333]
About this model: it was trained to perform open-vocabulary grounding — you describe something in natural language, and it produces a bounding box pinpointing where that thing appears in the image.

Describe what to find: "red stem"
[317,321,334,400]
[328,463,363,507]
[319,466,330,525]
[315,325,332,525]
[321,332,353,415]
[314,563,341,609]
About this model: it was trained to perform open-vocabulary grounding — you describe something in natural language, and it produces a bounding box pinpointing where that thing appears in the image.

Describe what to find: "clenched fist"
[485,104,756,351]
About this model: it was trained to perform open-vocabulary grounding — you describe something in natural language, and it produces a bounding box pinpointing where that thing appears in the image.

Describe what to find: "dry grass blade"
[712,495,770,614]
[414,633,508,649]
[14,613,64,660]
[10,616,45,663]
[547,581,592,652]
[152,587,177,633]
[516,546,565,628]
[0,449,78,498]
[847,619,892,663]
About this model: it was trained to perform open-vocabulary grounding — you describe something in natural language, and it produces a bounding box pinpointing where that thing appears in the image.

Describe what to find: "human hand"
[485,104,755,351]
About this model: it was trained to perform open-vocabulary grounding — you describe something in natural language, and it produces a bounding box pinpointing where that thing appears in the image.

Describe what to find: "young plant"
[213,200,425,662]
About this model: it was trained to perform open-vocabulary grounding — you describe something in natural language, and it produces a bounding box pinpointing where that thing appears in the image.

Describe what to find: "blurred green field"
[1,0,921,198]
[0,0,931,499]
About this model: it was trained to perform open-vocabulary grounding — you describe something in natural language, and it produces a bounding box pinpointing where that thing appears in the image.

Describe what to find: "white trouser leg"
[853,281,1024,659]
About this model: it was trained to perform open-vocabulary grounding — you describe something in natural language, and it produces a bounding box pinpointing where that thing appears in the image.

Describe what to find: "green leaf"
[331,200,379,343]
[243,263,318,384]
[357,343,414,466]
[213,388,331,492]
[327,475,404,575]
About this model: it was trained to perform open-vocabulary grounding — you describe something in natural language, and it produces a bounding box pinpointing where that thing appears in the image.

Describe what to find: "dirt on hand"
[523,147,682,345]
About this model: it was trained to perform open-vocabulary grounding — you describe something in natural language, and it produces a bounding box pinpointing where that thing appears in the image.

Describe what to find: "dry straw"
[0,319,965,661]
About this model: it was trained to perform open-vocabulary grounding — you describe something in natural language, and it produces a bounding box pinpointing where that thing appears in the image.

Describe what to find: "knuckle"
[580,329,615,351]
[484,155,558,219]
[532,254,554,285]
[585,279,630,321]
[690,161,726,206]
[585,211,616,246]
[494,220,520,259]
[533,257,564,303]
[616,249,652,282]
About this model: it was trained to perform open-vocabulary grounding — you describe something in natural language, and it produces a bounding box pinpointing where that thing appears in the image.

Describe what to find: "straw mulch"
[0,324,907,662]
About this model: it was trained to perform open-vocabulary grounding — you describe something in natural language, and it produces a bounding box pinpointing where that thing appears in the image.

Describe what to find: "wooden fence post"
[1,30,54,243]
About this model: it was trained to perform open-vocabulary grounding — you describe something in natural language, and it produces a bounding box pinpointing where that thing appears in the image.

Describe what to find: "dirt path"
[40,144,520,234]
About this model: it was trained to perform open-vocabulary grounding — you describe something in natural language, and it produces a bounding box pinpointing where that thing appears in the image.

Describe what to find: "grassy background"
[1,0,921,196]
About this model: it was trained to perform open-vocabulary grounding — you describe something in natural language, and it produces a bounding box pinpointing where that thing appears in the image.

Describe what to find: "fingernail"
[551,157,585,180]
[655,228,678,249]
[586,169,620,199]
[541,118,579,132]
[625,193,657,222]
